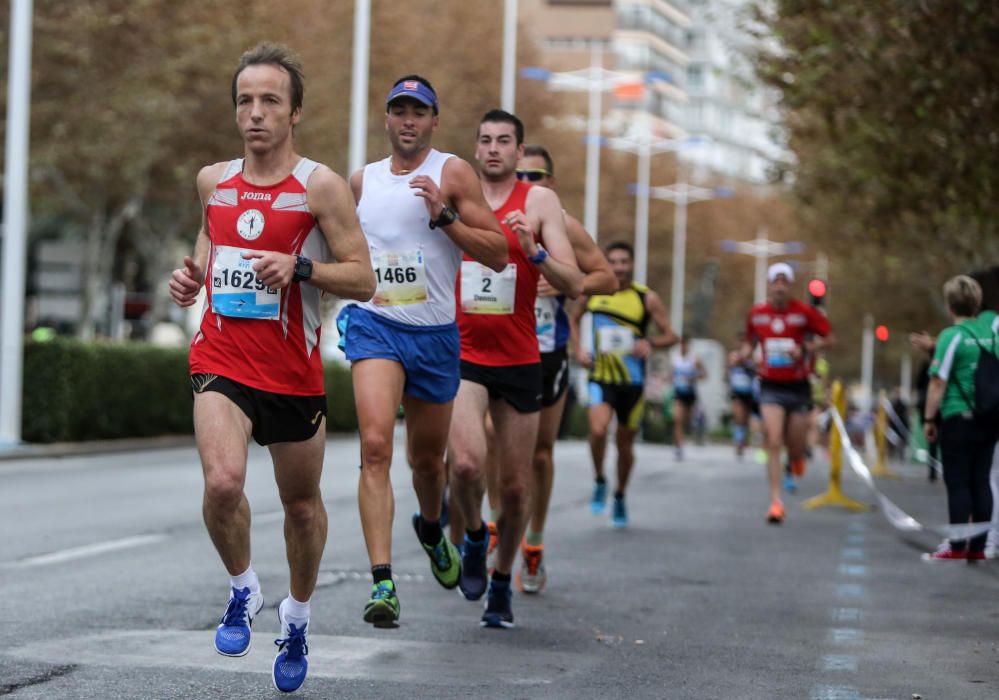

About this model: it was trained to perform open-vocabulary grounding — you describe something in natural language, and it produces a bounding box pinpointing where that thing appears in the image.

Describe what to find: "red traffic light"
[875,325,890,342]
[808,279,827,298]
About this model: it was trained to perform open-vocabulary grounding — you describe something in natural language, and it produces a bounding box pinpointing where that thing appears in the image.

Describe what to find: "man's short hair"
[943,274,982,317]
[478,109,524,145]
[231,42,305,114]
[387,74,439,114]
[523,145,554,177]
[605,241,634,259]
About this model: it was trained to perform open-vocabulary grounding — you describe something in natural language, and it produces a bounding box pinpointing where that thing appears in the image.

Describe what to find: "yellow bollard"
[870,389,900,478]
[803,380,867,512]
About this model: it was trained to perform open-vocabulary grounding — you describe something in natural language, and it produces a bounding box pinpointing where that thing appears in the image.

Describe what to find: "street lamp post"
[348,0,371,176]
[720,230,805,305]
[648,173,730,338]
[607,125,681,285]
[522,46,644,241]
[0,0,34,447]
[501,0,518,112]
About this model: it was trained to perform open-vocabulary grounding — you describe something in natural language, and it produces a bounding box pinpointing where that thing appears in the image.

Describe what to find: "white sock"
[281,593,311,630]
[230,565,260,595]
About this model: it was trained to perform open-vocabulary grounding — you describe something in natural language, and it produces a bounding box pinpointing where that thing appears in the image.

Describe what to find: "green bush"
[22,339,357,442]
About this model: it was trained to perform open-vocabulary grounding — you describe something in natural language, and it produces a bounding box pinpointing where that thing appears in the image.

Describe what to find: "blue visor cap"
[386,80,439,113]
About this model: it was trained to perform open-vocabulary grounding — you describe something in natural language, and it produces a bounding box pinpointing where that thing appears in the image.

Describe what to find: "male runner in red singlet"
[738,262,834,524]
[448,110,583,628]
[168,43,374,693]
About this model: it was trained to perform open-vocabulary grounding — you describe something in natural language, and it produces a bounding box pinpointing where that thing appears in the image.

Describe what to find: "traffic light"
[808,278,827,307]
[875,325,890,342]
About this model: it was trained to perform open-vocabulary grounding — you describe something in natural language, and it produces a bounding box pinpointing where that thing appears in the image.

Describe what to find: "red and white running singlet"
[189,158,331,395]
[456,181,541,367]
[746,298,830,382]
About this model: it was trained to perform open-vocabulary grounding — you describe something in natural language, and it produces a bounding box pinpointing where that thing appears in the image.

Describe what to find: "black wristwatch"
[292,254,313,283]
[429,205,458,229]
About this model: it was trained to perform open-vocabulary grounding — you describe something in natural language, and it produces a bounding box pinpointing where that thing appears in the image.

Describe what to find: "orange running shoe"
[487,521,498,556]
[791,458,807,477]
[766,500,785,524]
[515,541,547,594]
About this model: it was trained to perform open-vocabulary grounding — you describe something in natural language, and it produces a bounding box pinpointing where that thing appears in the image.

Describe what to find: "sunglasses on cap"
[516,168,551,182]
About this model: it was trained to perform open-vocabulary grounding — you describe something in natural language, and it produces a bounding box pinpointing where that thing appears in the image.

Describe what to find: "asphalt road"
[1,432,996,699]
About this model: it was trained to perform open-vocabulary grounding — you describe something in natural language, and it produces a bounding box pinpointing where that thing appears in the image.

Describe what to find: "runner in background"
[669,337,706,461]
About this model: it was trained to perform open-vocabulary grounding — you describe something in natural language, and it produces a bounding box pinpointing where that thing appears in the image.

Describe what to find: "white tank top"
[355,149,462,326]
[672,352,699,391]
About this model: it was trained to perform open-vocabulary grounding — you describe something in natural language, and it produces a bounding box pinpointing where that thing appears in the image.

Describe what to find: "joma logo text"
[242,192,272,201]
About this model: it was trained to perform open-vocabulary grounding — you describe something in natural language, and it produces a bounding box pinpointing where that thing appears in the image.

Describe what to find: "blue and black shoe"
[480,578,514,629]
[459,532,489,601]
[612,494,628,529]
[590,480,607,515]
[272,602,309,693]
[214,586,264,657]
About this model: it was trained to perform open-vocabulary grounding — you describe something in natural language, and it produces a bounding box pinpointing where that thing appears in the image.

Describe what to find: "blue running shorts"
[338,304,460,404]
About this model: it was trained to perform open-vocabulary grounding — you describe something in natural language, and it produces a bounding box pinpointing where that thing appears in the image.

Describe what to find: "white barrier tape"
[880,398,944,475]
[829,407,992,541]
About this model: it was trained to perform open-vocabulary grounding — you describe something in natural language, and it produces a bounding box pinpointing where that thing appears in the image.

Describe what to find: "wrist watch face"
[295,256,312,280]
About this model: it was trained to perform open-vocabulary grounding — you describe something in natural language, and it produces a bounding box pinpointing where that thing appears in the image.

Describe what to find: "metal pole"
[900,352,912,405]
[861,313,874,415]
[634,139,650,285]
[348,0,371,176]
[501,0,518,112]
[754,228,768,305]
[670,185,687,337]
[583,44,603,240]
[0,0,34,447]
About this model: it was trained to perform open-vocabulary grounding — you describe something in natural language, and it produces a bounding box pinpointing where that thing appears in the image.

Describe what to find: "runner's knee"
[203,473,244,511]
[498,479,527,509]
[281,494,324,528]
[359,431,393,473]
[450,453,482,486]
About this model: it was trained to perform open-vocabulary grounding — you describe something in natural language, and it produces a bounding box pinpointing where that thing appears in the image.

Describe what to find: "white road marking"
[5,630,586,686]
[820,654,858,672]
[9,534,168,568]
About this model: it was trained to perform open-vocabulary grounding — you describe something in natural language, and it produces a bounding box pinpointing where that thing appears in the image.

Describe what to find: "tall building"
[680,0,786,183]
[520,0,786,183]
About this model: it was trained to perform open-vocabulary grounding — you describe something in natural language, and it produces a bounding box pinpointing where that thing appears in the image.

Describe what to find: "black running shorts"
[460,360,543,414]
[540,348,570,408]
[758,379,812,415]
[191,373,327,446]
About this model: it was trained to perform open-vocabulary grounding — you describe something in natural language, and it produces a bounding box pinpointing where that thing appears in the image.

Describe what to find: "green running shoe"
[412,513,462,589]
[362,580,400,628]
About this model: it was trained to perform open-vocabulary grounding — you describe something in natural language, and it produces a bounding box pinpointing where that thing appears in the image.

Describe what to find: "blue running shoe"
[214,586,264,657]
[480,578,514,628]
[272,603,309,693]
[612,494,628,528]
[459,533,489,601]
[782,474,797,494]
[590,480,607,515]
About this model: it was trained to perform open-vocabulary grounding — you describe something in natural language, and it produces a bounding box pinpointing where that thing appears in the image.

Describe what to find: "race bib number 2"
[461,261,517,314]
[211,245,280,320]
[372,249,428,306]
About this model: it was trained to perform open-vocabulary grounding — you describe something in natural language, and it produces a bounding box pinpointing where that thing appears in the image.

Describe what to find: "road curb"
[0,435,196,461]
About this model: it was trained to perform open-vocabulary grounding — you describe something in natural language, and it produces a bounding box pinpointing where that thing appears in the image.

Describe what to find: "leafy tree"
[752,0,999,339]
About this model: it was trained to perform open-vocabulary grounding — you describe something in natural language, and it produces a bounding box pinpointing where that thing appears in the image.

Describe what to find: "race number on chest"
[371,249,428,306]
[460,261,517,315]
[211,245,280,320]
[598,326,635,354]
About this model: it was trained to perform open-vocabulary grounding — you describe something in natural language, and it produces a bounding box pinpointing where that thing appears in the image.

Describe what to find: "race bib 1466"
[371,248,428,306]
